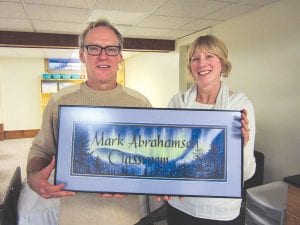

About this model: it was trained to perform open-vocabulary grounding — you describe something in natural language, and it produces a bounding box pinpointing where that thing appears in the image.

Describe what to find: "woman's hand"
[241,109,250,146]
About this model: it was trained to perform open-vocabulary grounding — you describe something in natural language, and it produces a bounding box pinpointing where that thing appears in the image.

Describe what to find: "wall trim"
[4,129,39,139]
[0,31,175,51]
[0,123,4,141]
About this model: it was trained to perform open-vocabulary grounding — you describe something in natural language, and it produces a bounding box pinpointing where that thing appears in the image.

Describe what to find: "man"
[26,19,151,225]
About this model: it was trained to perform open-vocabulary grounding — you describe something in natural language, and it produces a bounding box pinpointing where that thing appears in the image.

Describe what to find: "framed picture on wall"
[55,106,243,197]
[45,58,84,73]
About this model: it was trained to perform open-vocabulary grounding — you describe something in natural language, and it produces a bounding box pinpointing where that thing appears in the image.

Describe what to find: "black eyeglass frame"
[84,45,121,56]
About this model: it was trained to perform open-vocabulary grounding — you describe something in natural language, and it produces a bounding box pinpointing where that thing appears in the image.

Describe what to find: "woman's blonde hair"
[187,35,232,77]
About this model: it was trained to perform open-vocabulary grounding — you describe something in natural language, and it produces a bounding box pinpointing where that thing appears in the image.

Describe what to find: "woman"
[166,35,256,224]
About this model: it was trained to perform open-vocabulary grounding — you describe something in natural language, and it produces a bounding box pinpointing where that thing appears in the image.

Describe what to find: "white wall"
[177,0,300,183]
[125,52,179,107]
[0,58,43,130]
[0,53,179,131]
[0,82,3,123]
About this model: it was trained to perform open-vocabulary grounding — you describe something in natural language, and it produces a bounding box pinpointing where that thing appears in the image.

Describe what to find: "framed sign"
[55,106,243,197]
[45,58,83,73]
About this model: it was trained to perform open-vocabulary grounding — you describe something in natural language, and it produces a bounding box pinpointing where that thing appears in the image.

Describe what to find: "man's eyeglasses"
[85,45,121,56]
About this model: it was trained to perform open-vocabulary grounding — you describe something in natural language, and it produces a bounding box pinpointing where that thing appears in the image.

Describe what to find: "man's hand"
[27,156,76,199]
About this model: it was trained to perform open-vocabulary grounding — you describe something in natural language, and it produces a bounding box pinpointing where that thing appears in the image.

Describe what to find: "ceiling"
[0,0,280,58]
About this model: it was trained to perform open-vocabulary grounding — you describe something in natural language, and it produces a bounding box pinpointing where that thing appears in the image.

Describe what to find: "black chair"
[135,202,167,225]
[243,150,265,198]
[0,167,22,225]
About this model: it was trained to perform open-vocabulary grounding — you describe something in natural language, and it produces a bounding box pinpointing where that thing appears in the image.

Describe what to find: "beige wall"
[0,52,179,130]
[0,58,43,130]
[177,0,300,183]
[0,82,3,123]
[125,52,179,107]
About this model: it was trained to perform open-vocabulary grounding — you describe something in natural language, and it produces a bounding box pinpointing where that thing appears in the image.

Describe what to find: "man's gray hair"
[78,19,123,50]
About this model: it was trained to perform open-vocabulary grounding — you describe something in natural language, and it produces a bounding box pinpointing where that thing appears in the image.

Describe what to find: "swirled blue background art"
[71,122,226,181]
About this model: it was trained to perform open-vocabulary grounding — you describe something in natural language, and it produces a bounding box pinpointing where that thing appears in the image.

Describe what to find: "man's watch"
[27,169,40,176]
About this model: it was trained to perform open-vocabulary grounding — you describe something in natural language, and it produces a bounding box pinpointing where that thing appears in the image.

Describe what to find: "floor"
[0,138,32,198]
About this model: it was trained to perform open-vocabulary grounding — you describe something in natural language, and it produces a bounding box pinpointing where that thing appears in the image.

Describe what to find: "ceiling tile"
[114,25,133,35]
[94,0,168,13]
[0,0,283,57]
[181,18,221,30]
[32,20,85,34]
[23,0,95,9]
[0,2,27,18]
[237,0,279,6]
[161,29,196,39]
[205,3,259,20]
[124,27,171,39]
[137,15,194,29]
[0,18,34,32]
[153,0,231,18]
[88,9,147,25]
[25,4,90,23]
[0,0,21,2]
[215,0,237,2]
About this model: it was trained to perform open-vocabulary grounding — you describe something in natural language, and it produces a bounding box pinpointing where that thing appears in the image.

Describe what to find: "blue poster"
[55,106,242,197]
[71,123,226,181]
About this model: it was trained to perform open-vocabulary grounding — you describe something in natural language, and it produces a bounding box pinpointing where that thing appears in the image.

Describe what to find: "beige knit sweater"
[27,82,152,225]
